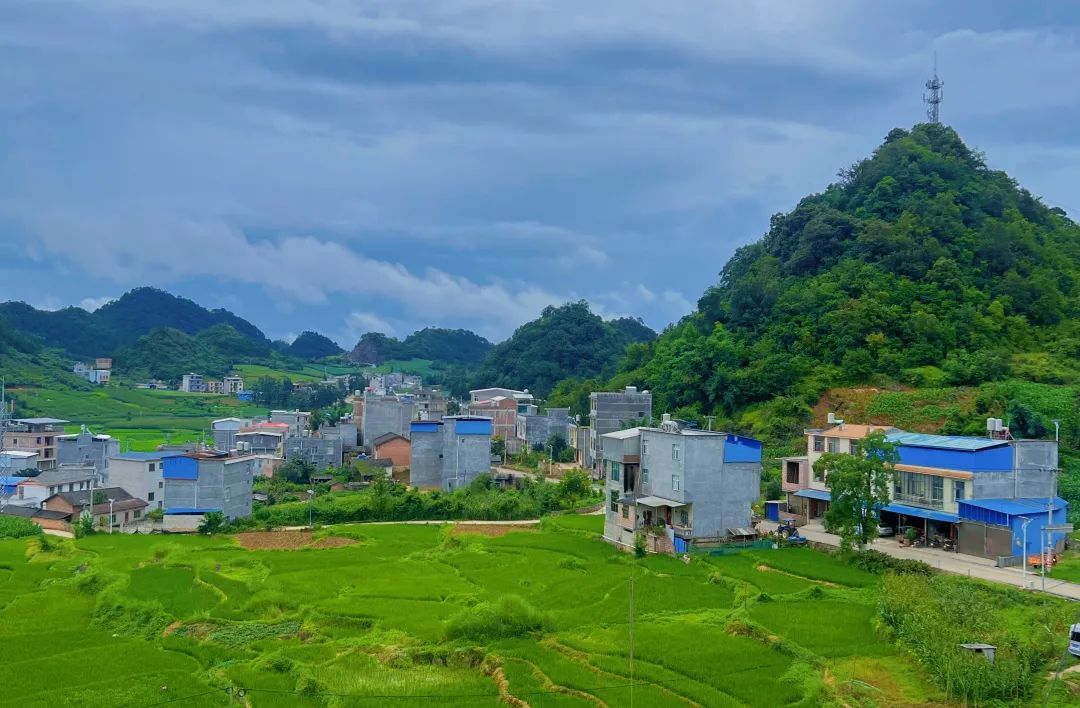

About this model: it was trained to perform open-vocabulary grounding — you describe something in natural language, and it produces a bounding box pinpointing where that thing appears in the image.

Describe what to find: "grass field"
[0,518,957,708]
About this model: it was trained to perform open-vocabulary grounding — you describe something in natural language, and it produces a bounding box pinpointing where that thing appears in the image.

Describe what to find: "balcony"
[893,491,944,511]
[672,523,693,538]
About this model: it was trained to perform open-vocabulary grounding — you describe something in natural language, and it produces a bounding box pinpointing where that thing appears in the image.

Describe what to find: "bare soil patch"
[236,531,313,549]
[451,523,539,538]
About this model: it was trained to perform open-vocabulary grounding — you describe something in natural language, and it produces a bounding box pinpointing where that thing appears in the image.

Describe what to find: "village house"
[211,417,251,451]
[162,451,258,521]
[285,435,343,470]
[56,426,119,476]
[180,373,205,393]
[1,418,69,470]
[361,393,415,447]
[42,487,148,530]
[409,416,492,490]
[108,451,173,511]
[14,464,97,508]
[782,418,1068,559]
[270,410,311,438]
[515,407,571,453]
[468,389,533,452]
[0,450,39,475]
[589,386,652,478]
[603,415,763,553]
[371,432,410,471]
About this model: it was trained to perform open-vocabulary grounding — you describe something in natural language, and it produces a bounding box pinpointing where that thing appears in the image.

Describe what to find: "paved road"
[763,520,1080,601]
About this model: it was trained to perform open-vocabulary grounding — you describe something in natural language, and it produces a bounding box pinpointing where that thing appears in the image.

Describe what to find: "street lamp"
[307,489,315,527]
[1018,516,1033,586]
[108,498,115,534]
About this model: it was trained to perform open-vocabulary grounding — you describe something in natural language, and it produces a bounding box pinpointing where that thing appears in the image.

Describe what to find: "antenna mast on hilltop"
[924,52,944,123]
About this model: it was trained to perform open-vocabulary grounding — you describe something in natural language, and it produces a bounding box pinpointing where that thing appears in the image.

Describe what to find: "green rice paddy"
[0,515,960,707]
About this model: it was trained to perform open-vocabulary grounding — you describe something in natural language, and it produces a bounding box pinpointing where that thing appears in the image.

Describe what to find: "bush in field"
[879,573,1049,702]
[73,512,96,538]
[0,515,42,539]
[445,595,551,642]
[198,511,226,535]
[847,549,934,577]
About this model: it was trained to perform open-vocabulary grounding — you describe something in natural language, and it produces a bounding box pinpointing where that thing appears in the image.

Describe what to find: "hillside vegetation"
[618,124,1080,421]
[286,331,343,360]
[347,327,493,366]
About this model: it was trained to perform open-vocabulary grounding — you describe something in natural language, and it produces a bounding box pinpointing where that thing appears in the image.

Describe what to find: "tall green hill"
[618,124,1080,421]
[288,331,344,360]
[0,287,268,358]
[474,301,656,397]
[347,328,493,366]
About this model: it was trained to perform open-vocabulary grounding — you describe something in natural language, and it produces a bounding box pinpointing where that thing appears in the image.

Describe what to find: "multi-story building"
[108,452,172,511]
[180,373,205,393]
[1,418,69,470]
[234,431,283,456]
[162,451,257,520]
[56,427,120,476]
[285,435,343,470]
[212,417,252,451]
[468,389,533,452]
[270,410,311,438]
[414,387,448,420]
[602,415,763,551]
[589,386,652,478]
[361,394,415,447]
[782,421,1068,559]
[205,380,225,394]
[73,362,111,385]
[568,421,593,469]
[409,416,492,490]
[515,407,571,453]
[0,450,39,475]
[223,376,244,394]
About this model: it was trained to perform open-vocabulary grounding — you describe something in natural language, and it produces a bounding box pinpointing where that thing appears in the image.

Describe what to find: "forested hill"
[0,287,268,358]
[617,123,1080,419]
[347,328,493,366]
[474,301,656,397]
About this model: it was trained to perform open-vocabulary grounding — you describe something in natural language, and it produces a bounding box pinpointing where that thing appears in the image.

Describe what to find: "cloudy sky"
[3,1,1079,346]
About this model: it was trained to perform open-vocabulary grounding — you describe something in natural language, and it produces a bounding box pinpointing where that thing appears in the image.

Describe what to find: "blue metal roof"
[880,502,959,523]
[959,497,1067,516]
[165,507,222,514]
[112,451,172,461]
[885,431,1006,451]
[793,489,832,501]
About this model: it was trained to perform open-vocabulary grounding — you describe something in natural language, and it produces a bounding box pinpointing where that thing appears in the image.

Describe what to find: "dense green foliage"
[879,572,1071,702]
[473,302,656,397]
[618,124,1080,417]
[819,431,898,551]
[0,516,43,539]
[348,328,493,366]
[0,287,268,358]
[113,327,229,380]
[444,595,551,642]
[286,331,343,359]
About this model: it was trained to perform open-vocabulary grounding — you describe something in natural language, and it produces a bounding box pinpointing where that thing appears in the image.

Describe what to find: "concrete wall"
[108,458,164,510]
[362,397,415,445]
[408,418,491,490]
[164,458,255,519]
[589,389,652,470]
[409,422,442,489]
[57,434,119,476]
[285,436,343,470]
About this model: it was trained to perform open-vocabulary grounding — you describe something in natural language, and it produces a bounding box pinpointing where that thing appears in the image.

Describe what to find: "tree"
[491,437,506,460]
[198,511,226,535]
[74,512,96,538]
[817,431,898,551]
[278,458,316,484]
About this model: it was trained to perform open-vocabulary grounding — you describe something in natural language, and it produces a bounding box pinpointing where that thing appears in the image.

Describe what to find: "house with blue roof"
[782,422,1066,560]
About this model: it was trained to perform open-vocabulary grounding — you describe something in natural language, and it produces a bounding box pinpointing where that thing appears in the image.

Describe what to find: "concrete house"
[602,415,763,552]
[56,427,119,476]
[205,380,225,394]
[0,450,39,475]
[223,376,244,394]
[1,418,69,470]
[515,407,571,453]
[180,373,205,393]
[234,431,283,456]
[285,435,343,470]
[212,417,251,451]
[73,361,111,385]
[14,465,97,508]
[589,386,652,478]
[270,410,312,438]
[409,416,492,490]
[361,394,415,446]
[783,422,1068,559]
[468,394,530,452]
[42,487,148,530]
[162,452,257,520]
[108,452,172,511]
[372,433,410,471]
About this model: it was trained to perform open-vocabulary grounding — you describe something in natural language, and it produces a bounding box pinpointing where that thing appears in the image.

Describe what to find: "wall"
[362,397,415,445]
[221,459,256,519]
[285,437,343,470]
[374,437,410,469]
[589,390,652,470]
[441,418,491,490]
[56,434,120,475]
[896,444,1012,472]
[107,458,164,510]
[408,423,443,489]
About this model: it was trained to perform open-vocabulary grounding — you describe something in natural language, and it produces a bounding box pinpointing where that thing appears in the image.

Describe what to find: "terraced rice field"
[0,515,946,706]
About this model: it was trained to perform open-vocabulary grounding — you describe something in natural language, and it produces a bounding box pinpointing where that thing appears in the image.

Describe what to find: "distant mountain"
[288,331,344,360]
[0,287,268,358]
[472,301,656,397]
[347,328,493,366]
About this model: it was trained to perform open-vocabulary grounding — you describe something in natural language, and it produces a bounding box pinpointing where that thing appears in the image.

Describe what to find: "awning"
[958,497,1067,516]
[728,527,756,537]
[880,502,958,524]
[635,496,686,508]
[794,489,831,502]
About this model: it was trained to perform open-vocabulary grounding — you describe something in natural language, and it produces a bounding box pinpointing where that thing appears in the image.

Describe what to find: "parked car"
[876,524,895,537]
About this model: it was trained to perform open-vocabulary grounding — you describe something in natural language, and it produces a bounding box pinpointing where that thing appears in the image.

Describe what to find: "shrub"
[198,512,226,535]
[557,557,584,571]
[146,508,164,521]
[847,549,933,577]
[73,512,96,538]
[0,516,42,539]
[445,595,551,642]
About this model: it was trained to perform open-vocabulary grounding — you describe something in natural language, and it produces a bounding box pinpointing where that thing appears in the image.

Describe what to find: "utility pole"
[924,52,944,123]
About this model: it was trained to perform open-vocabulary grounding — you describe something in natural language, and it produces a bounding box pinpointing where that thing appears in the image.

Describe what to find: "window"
[610,490,619,512]
[672,475,681,491]
[827,438,839,453]
[36,437,42,445]
[637,411,645,418]
[134,510,141,519]
[148,492,155,502]
[149,463,156,472]
[813,465,824,482]
[678,510,689,527]
[111,514,116,523]
[785,462,800,485]
[621,504,629,519]
[158,481,163,489]
[671,445,681,461]
[642,439,649,455]
[642,468,650,484]
[813,436,825,452]
[849,440,859,455]
[609,464,620,482]
[953,481,965,501]
[157,501,163,510]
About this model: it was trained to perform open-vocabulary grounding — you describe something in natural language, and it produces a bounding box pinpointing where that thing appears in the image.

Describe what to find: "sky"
[3,1,1080,346]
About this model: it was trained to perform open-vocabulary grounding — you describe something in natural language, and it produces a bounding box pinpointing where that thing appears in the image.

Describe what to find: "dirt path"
[451,523,539,537]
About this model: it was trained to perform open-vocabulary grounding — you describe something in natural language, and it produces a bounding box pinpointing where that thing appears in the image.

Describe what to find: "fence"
[690,538,778,556]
